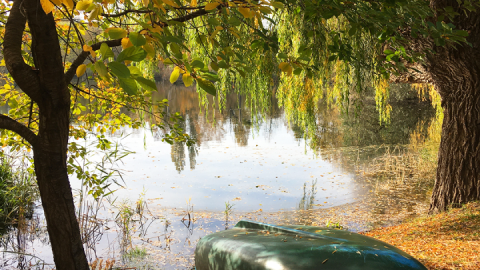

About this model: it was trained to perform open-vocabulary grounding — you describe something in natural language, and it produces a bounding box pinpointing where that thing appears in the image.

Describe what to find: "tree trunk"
[426,7,480,211]
[430,78,480,211]
[3,0,90,268]
[33,114,90,270]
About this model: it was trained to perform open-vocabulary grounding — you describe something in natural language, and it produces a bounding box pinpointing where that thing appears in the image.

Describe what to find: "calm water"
[1,83,436,269]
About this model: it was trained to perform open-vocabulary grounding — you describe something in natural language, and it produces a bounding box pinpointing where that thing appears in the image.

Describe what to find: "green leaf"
[228,16,241,26]
[8,98,18,108]
[270,1,284,9]
[196,77,216,96]
[129,32,146,47]
[277,53,288,59]
[117,47,147,62]
[95,61,108,77]
[100,43,115,60]
[210,61,219,72]
[384,49,395,55]
[201,72,219,81]
[191,60,204,69]
[108,62,130,78]
[108,28,127,39]
[207,18,221,26]
[161,36,184,44]
[293,68,302,75]
[328,55,337,62]
[128,66,142,76]
[170,68,180,83]
[455,30,469,37]
[118,77,138,95]
[135,76,157,91]
[251,40,263,50]
[169,43,181,56]
[218,60,229,68]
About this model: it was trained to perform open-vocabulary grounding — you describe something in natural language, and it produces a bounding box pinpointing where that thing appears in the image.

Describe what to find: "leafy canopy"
[0,0,471,159]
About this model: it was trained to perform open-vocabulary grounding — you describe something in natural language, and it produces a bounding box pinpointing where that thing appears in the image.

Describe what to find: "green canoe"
[195,220,427,270]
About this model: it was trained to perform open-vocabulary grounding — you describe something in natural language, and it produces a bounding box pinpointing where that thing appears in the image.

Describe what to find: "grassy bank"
[362,202,480,270]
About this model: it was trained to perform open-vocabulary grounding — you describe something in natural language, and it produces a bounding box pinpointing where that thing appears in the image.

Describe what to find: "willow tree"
[194,0,477,213]
[263,0,478,212]
[0,0,477,268]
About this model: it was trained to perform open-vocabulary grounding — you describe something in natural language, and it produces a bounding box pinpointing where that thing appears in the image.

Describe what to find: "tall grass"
[0,152,38,231]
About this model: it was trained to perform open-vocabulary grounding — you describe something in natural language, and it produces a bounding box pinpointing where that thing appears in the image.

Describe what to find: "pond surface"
[1,83,437,269]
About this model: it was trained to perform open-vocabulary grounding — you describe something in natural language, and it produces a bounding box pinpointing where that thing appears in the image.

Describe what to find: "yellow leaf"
[121,38,133,49]
[191,0,197,7]
[90,50,96,58]
[162,0,178,7]
[215,26,224,31]
[150,25,163,33]
[170,67,180,83]
[161,5,167,13]
[143,43,155,58]
[279,62,288,71]
[210,29,220,39]
[83,44,92,52]
[51,0,61,5]
[205,2,220,11]
[228,28,240,39]
[62,0,74,9]
[76,64,87,77]
[182,73,193,87]
[259,6,272,14]
[279,62,292,75]
[239,7,252,18]
[40,0,55,14]
[142,0,150,6]
[88,7,100,21]
[76,0,92,11]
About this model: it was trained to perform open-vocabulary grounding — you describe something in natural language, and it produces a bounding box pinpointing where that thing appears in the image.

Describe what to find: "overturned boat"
[195,220,427,270]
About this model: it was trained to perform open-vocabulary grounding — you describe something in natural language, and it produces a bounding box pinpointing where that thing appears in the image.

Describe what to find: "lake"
[0,82,438,269]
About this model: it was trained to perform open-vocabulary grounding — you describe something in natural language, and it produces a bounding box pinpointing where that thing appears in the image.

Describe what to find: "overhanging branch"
[65,39,122,83]
[65,5,222,82]
[0,114,39,148]
[101,9,154,18]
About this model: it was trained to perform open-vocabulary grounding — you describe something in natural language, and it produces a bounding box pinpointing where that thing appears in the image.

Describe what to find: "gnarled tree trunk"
[426,3,480,211]
[429,64,480,211]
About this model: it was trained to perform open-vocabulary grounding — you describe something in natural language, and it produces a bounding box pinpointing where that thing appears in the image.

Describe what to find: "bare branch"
[0,114,39,148]
[167,8,212,24]
[65,39,122,83]
[101,9,154,18]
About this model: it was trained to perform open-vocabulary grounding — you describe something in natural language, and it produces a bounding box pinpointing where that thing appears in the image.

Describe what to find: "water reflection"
[0,81,438,269]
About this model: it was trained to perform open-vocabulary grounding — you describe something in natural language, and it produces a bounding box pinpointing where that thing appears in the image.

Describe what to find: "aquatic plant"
[0,152,38,230]
[325,220,344,230]
[123,246,147,261]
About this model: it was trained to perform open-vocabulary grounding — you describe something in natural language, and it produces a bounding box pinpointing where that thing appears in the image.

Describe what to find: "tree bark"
[430,74,480,211]
[426,3,480,211]
[3,0,90,269]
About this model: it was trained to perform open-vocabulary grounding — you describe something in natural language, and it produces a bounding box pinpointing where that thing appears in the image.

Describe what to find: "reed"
[0,152,38,230]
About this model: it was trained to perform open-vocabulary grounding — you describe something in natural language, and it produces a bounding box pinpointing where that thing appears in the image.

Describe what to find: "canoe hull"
[195,220,427,270]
